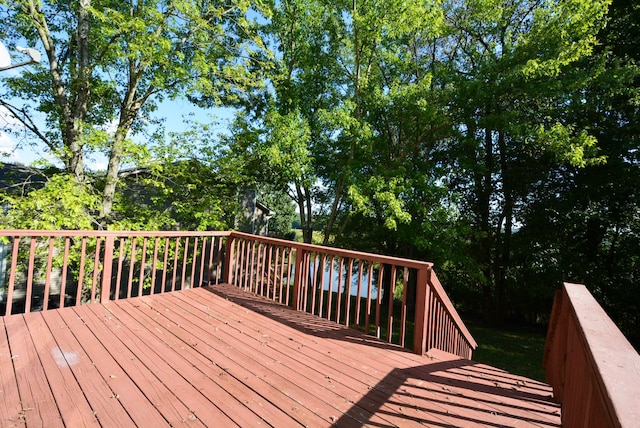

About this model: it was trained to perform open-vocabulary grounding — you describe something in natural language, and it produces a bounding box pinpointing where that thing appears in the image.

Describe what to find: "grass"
[463,317,548,382]
[305,287,550,382]
[292,229,331,245]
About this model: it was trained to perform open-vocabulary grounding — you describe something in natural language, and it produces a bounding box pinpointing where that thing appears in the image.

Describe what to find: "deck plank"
[0,317,24,427]
[41,308,136,427]
[1,284,561,428]
[184,288,482,426]
[200,285,561,428]
[97,299,265,427]
[177,289,418,428]
[187,287,524,427]
[174,287,450,427]
[77,304,211,427]
[3,314,64,428]
[112,297,304,427]
[135,293,360,427]
[56,305,169,427]
[22,312,100,427]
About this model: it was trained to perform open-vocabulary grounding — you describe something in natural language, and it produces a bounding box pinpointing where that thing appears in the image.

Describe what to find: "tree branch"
[0,99,54,150]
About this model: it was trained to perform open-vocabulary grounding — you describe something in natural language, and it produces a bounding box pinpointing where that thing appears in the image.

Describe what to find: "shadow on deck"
[208,284,561,427]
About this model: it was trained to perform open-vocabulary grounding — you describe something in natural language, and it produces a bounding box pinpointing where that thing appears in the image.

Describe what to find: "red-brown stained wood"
[4,314,64,427]
[76,304,209,427]
[108,299,290,427]
[146,293,360,427]
[177,289,448,427]
[1,284,560,428]
[544,282,640,428]
[21,312,100,427]
[56,306,169,427]
[164,292,391,426]
[0,317,24,427]
[4,237,20,317]
[41,308,136,427]
[135,302,331,427]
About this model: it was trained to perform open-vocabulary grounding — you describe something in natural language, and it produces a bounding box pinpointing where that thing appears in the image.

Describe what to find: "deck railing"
[225,232,476,358]
[0,230,228,315]
[0,229,476,358]
[543,282,640,428]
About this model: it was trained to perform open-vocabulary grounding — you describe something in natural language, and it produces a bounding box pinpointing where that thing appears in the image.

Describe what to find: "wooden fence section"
[0,230,228,316]
[543,282,640,428]
[225,232,476,358]
[0,229,476,358]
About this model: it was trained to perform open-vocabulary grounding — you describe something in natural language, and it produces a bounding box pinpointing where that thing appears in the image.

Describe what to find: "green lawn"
[464,318,548,382]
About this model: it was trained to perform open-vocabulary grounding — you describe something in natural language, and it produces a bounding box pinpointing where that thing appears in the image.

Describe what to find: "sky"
[0,94,236,170]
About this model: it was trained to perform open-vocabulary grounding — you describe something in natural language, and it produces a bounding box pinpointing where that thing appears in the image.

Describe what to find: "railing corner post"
[101,235,115,303]
[413,265,430,355]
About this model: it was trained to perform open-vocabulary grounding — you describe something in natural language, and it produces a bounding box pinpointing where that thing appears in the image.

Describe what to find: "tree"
[430,0,610,321]
[237,0,447,246]
[0,0,268,227]
[515,0,640,342]
[224,0,339,243]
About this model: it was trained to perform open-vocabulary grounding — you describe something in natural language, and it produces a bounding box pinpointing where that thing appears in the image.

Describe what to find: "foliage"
[0,0,269,225]
[255,183,297,238]
[1,173,99,230]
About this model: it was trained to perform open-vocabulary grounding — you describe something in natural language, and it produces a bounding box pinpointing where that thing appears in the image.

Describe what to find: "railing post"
[413,266,430,355]
[292,247,304,310]
[222,234,235,285]
[101,235,114,303]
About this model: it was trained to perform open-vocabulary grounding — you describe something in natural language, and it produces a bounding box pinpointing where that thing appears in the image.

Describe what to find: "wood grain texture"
[1,284,560,427]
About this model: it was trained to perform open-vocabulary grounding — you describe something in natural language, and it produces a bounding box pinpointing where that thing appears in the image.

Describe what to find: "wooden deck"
[1,284,561,427]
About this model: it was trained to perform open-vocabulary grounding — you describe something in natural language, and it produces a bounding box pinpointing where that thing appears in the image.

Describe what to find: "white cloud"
[0,106,24,162]
[0,132,16,154]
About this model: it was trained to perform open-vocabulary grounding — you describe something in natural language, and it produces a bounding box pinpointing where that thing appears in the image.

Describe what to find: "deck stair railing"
[0,229,476,359]
[543,282,640,428]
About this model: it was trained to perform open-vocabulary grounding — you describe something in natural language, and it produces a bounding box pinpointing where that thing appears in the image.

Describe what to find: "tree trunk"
[27,0,92,183]
[99,58,147,224]
[295,183,313,243]
[495,129,512,323]
[99,129,125,224]
[479,123,494,322]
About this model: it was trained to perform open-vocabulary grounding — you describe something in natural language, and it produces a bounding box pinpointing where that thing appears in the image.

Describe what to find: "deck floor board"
[42,308,134,427]
[23,313,100,428]
[0,317,23,428]
[55,305,169,427]
[118,295,332,427]
[142,290,361,427]
[1,284,561,427]
[176,287,452,427]
[4,314,64,428]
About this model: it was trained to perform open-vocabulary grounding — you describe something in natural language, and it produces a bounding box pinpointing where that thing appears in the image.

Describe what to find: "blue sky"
[0,93,236,170]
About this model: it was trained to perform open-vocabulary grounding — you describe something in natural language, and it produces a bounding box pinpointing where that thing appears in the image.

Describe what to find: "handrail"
[0,230,231,238]
[227,231,434,269]
[543,282,640,428]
